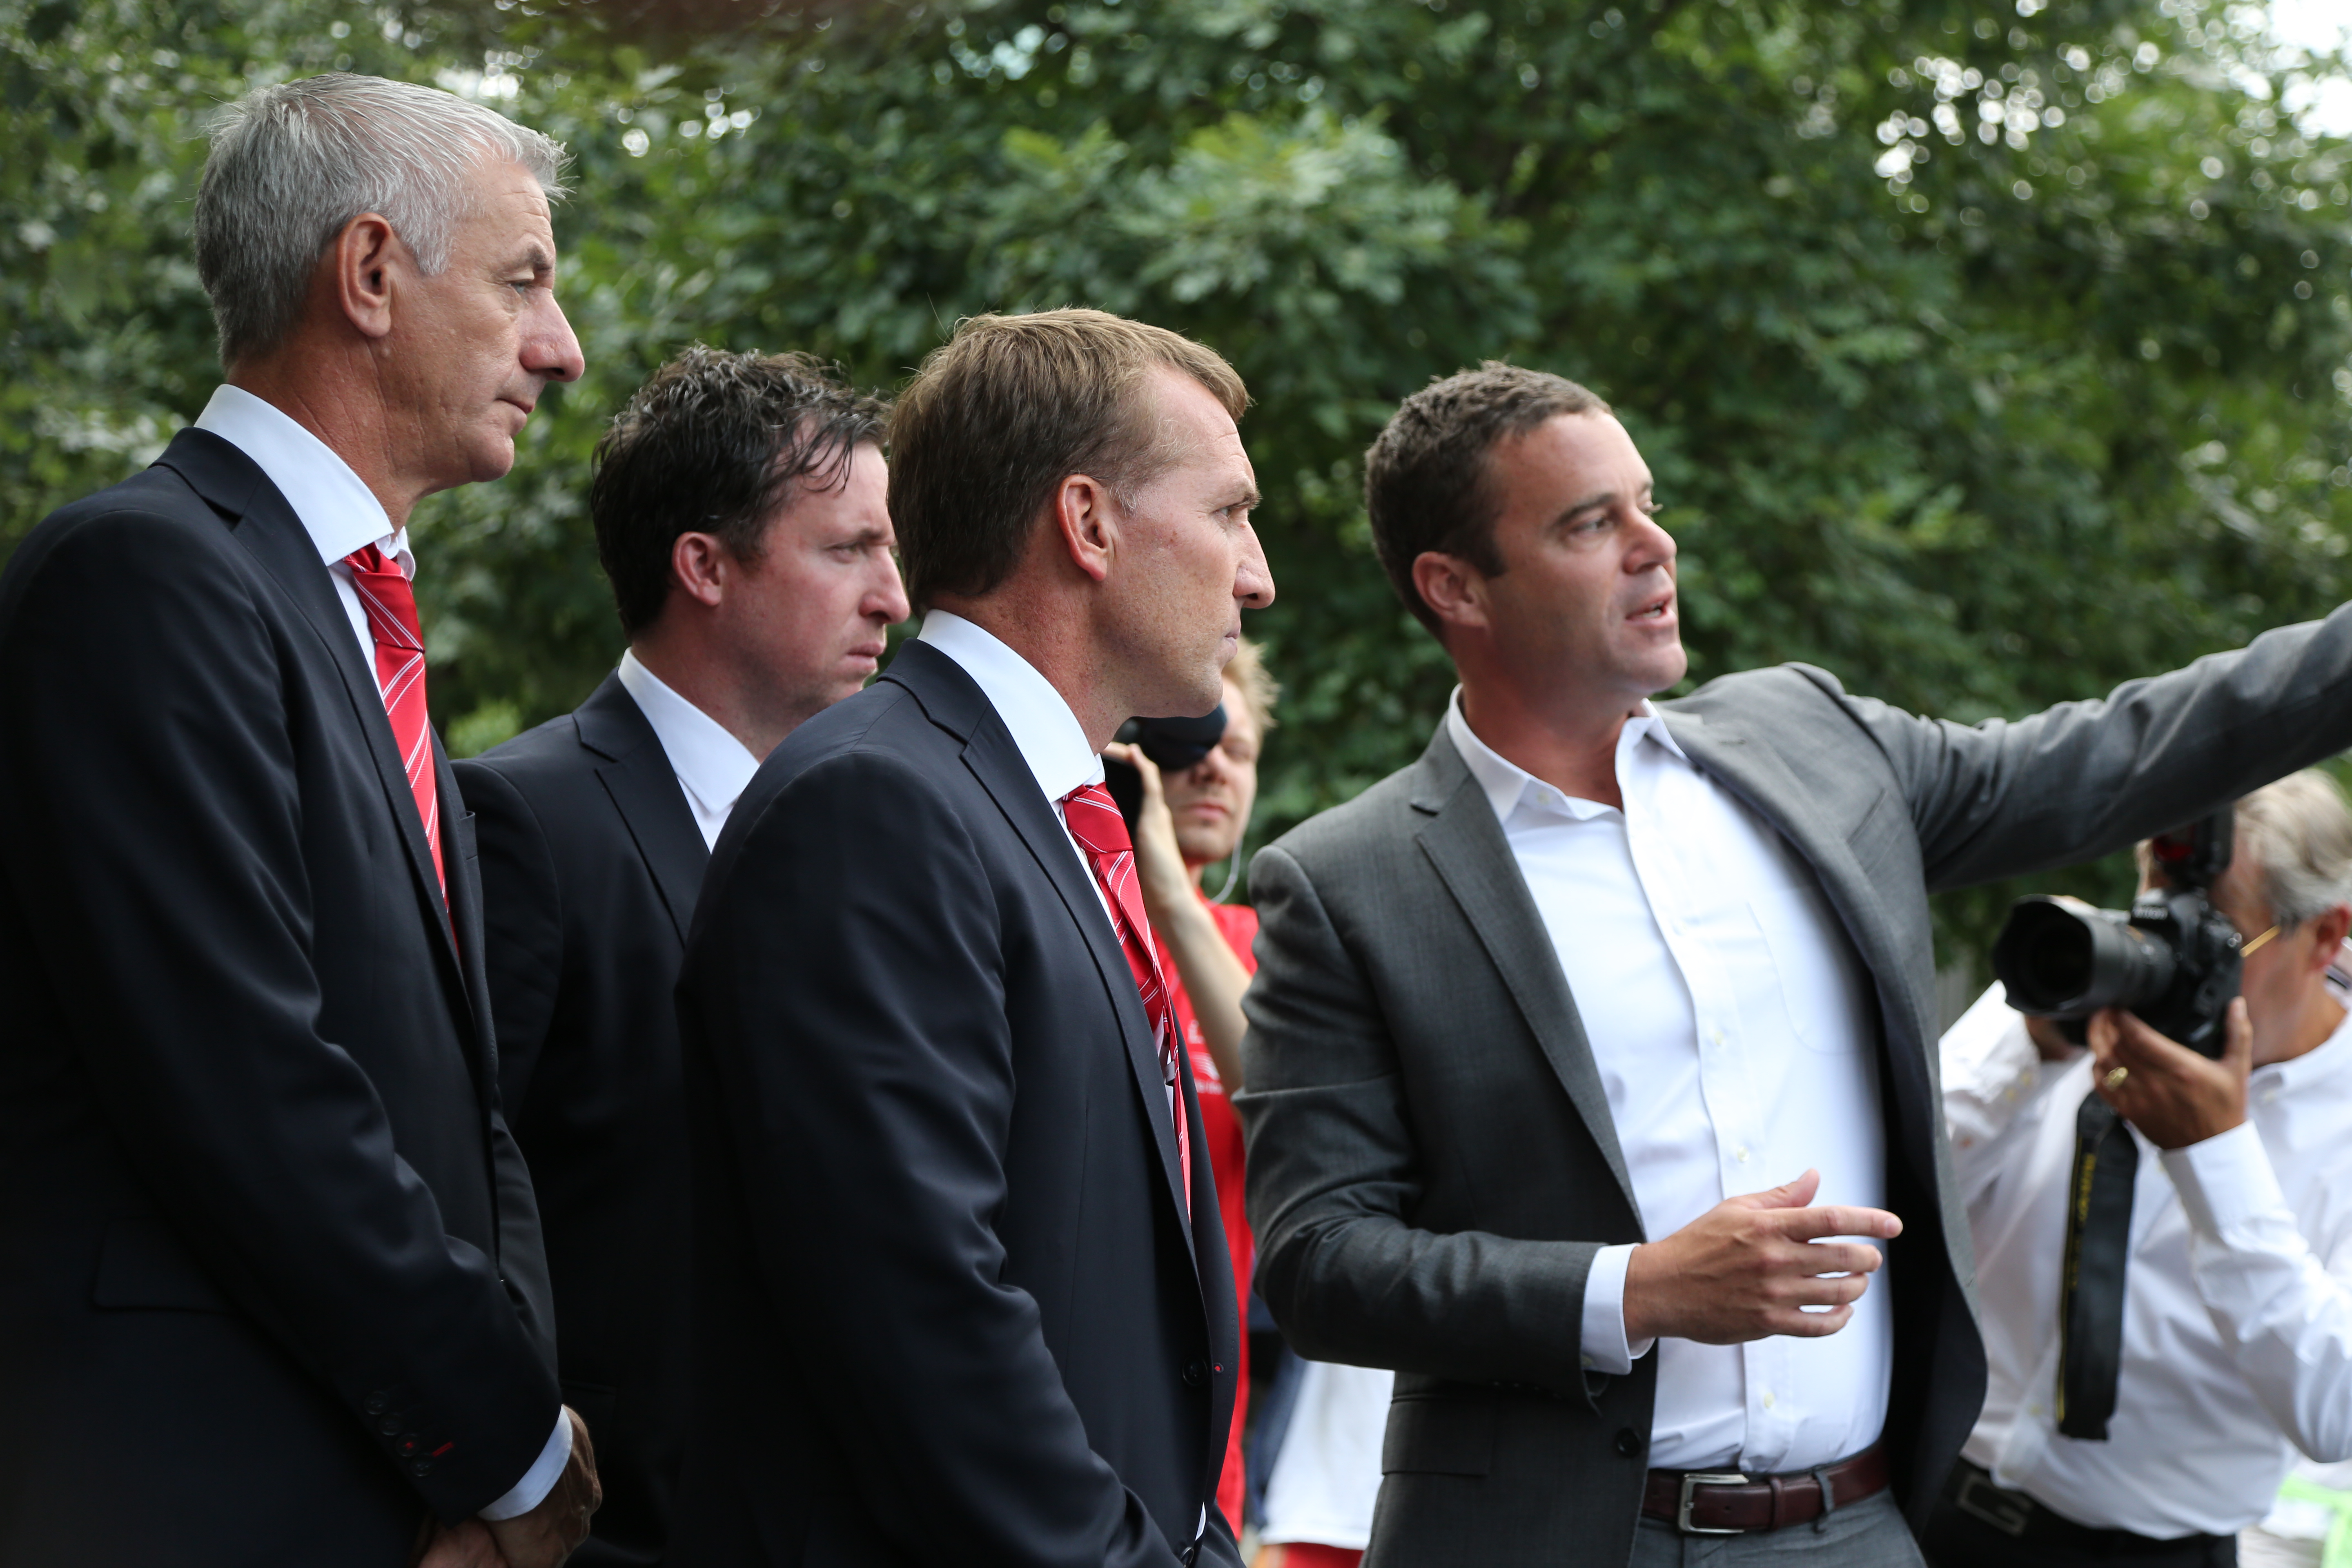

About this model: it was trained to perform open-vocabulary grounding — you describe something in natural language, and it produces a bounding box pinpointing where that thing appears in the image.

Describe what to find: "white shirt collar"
[915,610,1103,803]
[1444,686,1688,824]
[615,649,760,837]
[193,384,406,570]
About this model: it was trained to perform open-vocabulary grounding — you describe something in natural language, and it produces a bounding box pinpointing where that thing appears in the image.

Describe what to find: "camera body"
[1989,811,2243,1057]
[1101,705,1227,830]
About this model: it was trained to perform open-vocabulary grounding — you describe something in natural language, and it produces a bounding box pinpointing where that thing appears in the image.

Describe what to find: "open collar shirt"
[1944,985,2352,1536]
[1446,690,1891,1475]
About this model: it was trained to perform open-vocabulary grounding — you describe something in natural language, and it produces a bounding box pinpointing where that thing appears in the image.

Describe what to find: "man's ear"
[2307,904,2352,972]
[1051,473,1116,585]
[1412,550,1490,634]
[670,531,731,611]
[332,212,402,342]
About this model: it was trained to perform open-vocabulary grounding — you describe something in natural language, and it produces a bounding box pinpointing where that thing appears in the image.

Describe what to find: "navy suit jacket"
[671,638,1243,1568]
[0,429,559,1566]
[455,672,710,1567]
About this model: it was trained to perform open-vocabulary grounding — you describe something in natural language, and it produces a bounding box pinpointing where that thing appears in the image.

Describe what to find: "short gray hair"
[194,74,569,368]
[2236,771,2352,929]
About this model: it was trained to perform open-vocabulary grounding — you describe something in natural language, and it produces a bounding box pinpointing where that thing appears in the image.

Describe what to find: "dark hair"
[1363,362,1611,631]
[887,309,1248,611]
[590,346,889,634]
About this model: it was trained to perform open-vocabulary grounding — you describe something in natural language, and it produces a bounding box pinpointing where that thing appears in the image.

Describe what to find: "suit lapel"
[886,643,1200,1264]
[161,432,466,991]
[1409,730,1642,1221]
[575,673,710,945]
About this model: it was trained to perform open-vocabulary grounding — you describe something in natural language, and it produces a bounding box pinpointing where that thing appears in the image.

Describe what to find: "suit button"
[1614,1428,1644,1458]
[379,1416,402,1437]
[1183,1359,1208,1388]
[409,1458,434,1478]
[365,1392,390,1416]
[397,1437,419,1457]
[1178,1545,1198,1566]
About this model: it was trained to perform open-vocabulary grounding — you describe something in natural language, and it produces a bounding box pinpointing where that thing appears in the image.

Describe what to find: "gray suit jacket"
[1238,604,2352,1566]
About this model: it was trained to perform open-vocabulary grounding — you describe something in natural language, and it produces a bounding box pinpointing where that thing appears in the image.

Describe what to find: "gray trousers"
[1629,1489,1926,1568]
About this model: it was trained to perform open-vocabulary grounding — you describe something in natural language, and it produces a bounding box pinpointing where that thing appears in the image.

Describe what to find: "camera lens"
[1992,896,2176,1016]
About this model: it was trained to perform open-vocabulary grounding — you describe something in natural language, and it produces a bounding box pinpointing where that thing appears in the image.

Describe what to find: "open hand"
[1622,1169,1901,1344]
[2088,998,2250,1151]
[484,1406,600,1568]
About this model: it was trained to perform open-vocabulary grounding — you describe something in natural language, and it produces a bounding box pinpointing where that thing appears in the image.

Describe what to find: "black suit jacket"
[0,430,561,1566]
[454,672,710,1568]
[670,638,1243,1568]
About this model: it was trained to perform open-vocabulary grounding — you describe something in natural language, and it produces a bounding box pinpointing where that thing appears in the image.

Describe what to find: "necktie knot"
[1061,782,1132,858]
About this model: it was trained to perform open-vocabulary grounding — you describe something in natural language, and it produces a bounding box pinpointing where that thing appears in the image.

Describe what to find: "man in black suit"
[454,347,906,1567]
[672,308,1276,1567]
[0,74,599,1568]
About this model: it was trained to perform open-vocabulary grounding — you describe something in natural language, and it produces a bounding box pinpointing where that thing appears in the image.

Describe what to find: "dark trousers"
[1923,1463,2237,1568]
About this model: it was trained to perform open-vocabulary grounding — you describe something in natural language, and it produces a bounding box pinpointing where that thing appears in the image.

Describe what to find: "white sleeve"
[2164,1122,2352,1463]
[1939,983,2074,1209]
[478,1409,573,1521]
[1578,1243,1655,1376]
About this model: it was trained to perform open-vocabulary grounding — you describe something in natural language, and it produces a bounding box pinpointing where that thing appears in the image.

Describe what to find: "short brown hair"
[590,346,888,634]
[1363,362,1610,631]
[888,309,1248,610]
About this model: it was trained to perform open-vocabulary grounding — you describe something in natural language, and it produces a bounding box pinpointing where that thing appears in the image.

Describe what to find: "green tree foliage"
[4,0,2349,973]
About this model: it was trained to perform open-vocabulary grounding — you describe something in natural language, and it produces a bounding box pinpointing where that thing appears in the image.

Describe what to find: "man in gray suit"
[1237,362,2352,1566]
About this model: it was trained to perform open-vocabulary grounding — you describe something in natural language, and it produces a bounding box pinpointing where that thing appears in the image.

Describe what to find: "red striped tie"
[345,544,444,901]
[1061,783,1190,1212]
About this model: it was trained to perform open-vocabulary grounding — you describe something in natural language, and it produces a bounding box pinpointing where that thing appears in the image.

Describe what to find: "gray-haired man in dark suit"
[1238,362,2352,1566]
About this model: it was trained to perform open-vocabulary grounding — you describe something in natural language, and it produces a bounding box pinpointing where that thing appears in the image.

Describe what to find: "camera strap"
[2055,1091,2138,1441]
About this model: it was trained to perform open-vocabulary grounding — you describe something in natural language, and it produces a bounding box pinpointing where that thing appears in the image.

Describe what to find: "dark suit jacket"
[671,638,1242,1568]
[1240,612,2352,1567]
[0,429,561,1567]
[454,672,710,1568]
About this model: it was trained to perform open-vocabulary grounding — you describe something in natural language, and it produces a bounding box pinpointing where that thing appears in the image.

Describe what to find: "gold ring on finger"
[2103,1066,2129,1091]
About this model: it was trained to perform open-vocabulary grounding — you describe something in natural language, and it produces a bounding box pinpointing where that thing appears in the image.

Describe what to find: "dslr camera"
[1101,706,1227,831]
[1989,809,2244,1056]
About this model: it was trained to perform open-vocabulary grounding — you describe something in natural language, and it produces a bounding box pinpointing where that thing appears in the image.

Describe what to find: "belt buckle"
[1952,1471,2031,1538]
[1677,1470,1751,1535]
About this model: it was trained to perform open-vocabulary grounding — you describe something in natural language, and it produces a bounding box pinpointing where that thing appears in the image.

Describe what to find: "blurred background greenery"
[5,0,2350,996]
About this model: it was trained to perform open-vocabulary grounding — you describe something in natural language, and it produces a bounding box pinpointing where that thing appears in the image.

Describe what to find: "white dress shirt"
[1446,691,1891,1474]
[1943,984,2352,1537]
[188,385,572,1523]
[615,650,760,849]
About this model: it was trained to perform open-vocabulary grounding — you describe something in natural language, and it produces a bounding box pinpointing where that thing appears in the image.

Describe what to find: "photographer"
[1111,637,1278,1539]
[1936,771,2352,1568]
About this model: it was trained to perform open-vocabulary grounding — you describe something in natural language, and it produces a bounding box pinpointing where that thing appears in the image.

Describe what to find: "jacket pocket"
[90,1216,234,1313]
[1380,1390,1496,1477]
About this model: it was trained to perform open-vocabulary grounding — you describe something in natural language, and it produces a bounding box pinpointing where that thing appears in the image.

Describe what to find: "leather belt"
[1640,1445,1889,1535]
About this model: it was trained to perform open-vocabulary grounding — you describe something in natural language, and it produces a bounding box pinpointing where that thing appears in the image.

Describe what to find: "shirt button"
[1734,1146,1751,1164]
[1712,1029,1727,1047]
[1761,1388,1776,1409]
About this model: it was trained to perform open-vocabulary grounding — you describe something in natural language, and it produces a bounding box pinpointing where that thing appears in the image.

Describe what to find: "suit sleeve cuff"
[1579,1243,1653,1374]
[2161,1118,2287,1241]
[479,1409,571,1521]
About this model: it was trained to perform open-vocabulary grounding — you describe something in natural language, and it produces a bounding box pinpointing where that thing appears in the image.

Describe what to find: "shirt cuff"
[1580,1243,1654,1375]
[2162,1119,2288,1241]
[479,1409,572,1522]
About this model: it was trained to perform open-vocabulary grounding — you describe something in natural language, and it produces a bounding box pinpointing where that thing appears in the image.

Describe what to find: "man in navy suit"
[0,74,597,1567]
[673,308,1275,1566]
[455,346,906,1567]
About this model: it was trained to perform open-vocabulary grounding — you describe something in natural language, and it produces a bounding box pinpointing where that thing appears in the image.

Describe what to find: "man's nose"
[529,295,586,384]
[1630,508,1677,571]
[868,552,912,625]
[1235,530,1276,610]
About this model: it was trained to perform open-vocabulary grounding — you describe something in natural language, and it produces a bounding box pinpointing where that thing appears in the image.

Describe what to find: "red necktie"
[345,544,444,900]
[1062,783,1190,1212]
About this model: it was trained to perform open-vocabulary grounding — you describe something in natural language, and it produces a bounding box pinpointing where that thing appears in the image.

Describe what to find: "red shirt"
[1153,895,1258,1536]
